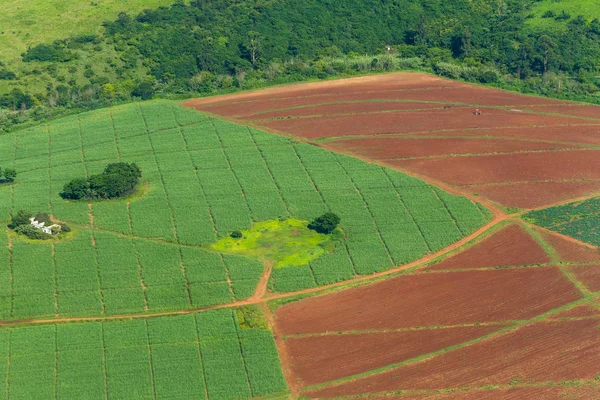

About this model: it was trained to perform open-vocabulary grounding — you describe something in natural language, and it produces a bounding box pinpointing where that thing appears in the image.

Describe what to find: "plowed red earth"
[468,180,600,209]
[275,267,579,335]
[260,108,580,139]
[186,72,600,208]
[369,386,600,400]
[305,319,600,398]
[541,231,600,263]
[568,264,600,292]
[548,303,600,319]
[285,325,504,386]
[326,137,573,159]
[425,225,549,270]
[390,150,600,186]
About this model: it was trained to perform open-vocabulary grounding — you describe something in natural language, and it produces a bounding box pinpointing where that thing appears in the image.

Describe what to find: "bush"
[230,230,243,239]
[132,81,154,100]
[0,167,16,183]
[60,162,142,200]
[59,223,71,233]
[34,213,51,225]
[308,212,341,234]
[0,70,16,80]
[8,210,32,230]
[15,224,52,240]
[22,44,74,62]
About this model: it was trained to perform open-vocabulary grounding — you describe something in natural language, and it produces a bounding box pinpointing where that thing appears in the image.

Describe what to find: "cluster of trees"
[0,167,16,183]
[2,0,600,133]
[8,210,70,240]
[308,213,341,235]
[60,162,141,200]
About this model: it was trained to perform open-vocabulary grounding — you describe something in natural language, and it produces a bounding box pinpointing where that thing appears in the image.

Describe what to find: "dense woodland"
[1,0,600,132]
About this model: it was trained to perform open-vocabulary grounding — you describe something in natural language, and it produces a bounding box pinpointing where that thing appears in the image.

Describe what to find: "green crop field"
[0,100,491,320]
[0,0,178,61]
[0,308,287,399]
[524,197,600,246]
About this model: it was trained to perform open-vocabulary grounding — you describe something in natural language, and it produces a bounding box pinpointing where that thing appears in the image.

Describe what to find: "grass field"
[0,100,491,320]
[0,308,287,399]
[0,0,178,62]
[526,0,600,30]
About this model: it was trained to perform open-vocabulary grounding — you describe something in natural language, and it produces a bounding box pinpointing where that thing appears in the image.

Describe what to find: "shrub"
[0,167,16,183]
[59,223,71,233]
[8,210,32,229]
[22,44,74,62]
[131,81,154,100]
[0,70,16,80]
[34,212,51,225]
[60,162,142,200]
[308,212,341,234]
[230,230,243,239]
[15,224,52,240]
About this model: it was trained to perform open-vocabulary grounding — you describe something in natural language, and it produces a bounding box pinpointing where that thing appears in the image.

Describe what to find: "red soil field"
[541,231,600,263]
[391,150,600,186]
[285,325,504,386]
[325,137,574,160]
[369,386,600,400]
[422,125,600,146]
[425,225,549,271]
[243,101,445,120]
[275,267,579,335]
[525,105,600,120]
[548,303,600,319]
[468,180,600,209]
[261,108,579,139]
[305,319,600,397]
[568,264,600,292]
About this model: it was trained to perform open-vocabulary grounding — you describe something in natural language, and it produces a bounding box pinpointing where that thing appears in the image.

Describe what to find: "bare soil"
[285,325,504,386]
[305,319,600,397]
[274,267,580,335]
[425,224,549,271]
[541,231,600,263]
[568,264,600,292]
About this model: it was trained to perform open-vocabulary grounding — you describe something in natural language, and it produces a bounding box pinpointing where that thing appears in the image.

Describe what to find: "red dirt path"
[285,325,504,386]
[275,267,580,335]
[305,319,600,397]
[425,224,549,271]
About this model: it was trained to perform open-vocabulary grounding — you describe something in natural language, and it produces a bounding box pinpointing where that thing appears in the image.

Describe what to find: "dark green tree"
[308,212,341,234]
[8,210,32,229]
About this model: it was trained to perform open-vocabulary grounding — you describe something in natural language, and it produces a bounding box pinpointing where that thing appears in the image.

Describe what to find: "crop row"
[0,309,286,399]
[0,228,263,320]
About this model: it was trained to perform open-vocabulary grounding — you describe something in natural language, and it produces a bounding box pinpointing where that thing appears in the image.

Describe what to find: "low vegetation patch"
[212,218,342,268]
[0,166,16,184]
[60,162,141,200]
[8,210,71,240]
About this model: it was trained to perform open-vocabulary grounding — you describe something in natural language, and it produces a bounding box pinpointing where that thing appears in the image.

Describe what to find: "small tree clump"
[15,224,52,240]
[230,230,243,239]
[8,210,32,229]
[0,167,17,183]
[308,212,341,234]
[60,162,142,200]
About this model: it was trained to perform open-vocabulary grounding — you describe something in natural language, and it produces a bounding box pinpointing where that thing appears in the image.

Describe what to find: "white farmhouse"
[29,217,60,235]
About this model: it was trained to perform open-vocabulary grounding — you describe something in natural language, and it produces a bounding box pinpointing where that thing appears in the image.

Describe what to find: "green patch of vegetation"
[8,209,71,240]
[212,218,342,269]
[236,305,269,330]
[527,0,600,30]
[60,162,141,200]
[0,166,16,184]
[524,197,600,246]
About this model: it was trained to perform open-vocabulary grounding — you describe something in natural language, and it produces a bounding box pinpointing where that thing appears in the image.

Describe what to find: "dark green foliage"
[15,224,53,240]
[59,223,71,233]
[0,70,16,80]
[60,162,141,200]
[0,167,16,183]
[8,210,32,230]
[22,44,75,62]
[34,213,51,225]
[308,212,341,235]
[131,82,154,100]
[230,231,243,239]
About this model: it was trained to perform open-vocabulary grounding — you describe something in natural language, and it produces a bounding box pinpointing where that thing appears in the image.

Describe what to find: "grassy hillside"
[526,0,600,30]
[0,0,178,61]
